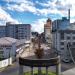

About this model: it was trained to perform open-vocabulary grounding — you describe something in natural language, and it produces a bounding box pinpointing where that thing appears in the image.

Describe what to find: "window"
[73,37,75,39]
[67,36,70,39]
[6,47,11,50]
[0,51,3,54]
[60,42,64,45]
[72,32,75,34]
[60,32,64,39]
[60,48,64,50]
[72,42,75,45]
[66,32,70,34]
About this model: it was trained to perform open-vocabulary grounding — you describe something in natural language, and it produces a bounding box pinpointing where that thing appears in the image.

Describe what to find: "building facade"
[0,22,31,40]
[44,18,52,45]
[53,30,75,62]
[0,26,6,38]
[0,37,31,60]
[52,17,70,31]
[17,24,31,40]
[52,17,75,62]
[0,37,16,60]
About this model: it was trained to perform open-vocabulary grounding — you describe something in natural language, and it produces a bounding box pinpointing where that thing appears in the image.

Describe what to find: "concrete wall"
[53,31,75,62]
[0,57,12,68]
[0,43,16,60]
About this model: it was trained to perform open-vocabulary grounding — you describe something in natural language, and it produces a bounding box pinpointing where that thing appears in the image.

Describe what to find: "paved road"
[63,68,75,75]
[0,60,75,75]
[0,62,19,75]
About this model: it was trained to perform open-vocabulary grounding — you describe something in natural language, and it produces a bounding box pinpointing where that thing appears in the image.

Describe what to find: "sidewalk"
[62,68,75,75]
[0,67,5,72]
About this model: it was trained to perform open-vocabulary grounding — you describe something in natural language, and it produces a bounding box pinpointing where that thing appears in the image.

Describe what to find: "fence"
[19,56,61,75]
[0,57,12,68]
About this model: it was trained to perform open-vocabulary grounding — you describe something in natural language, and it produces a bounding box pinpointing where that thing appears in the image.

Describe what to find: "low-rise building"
[0,37,31,61]
[0,37,17,60]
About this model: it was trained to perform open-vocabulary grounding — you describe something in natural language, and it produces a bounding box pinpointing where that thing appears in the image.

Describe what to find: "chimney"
[68,9,70,22]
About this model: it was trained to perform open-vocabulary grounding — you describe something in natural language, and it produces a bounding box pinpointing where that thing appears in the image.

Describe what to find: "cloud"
[3,0,33,4]
[7,3,37,14]
[5,0,70,16]
[35,0,75,22]
[6,1,64,16]
[31,18,47,33]
[6,0,38,15]
[35,0,56,8]
[3,0,75,23]
[0,7,20,24]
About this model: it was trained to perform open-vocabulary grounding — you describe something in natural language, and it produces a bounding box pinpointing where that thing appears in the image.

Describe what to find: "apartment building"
[53,30,75,60]
[52,17,70,31]
[6,22,16,38]
[0,26,6,38]
[0,22,31,40]
[17,24,31,39]
[44,18,52,44]
[52,16,75,62]
[52,17,70,50]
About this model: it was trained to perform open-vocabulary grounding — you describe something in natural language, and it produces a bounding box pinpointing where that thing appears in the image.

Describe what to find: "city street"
[0,43,75,75]
[0,59,75,75]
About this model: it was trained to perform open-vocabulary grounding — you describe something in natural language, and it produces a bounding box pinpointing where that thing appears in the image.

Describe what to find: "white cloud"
[31,0,75,30]
[6,0,38,14]
[4,0,34,4]
[35,0,56,8]
[0,7,20,24]
[31,18,47,33]
[4,0,75,23]
[5,0,70,17]
[35,0,75,22]
[6,1,64,16]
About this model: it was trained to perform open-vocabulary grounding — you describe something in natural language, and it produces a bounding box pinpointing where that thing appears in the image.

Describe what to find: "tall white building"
[52,16,75,62]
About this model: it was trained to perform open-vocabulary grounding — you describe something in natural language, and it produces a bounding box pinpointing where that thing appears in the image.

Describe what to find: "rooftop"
[0,37,17,46]
[0,37,31,47]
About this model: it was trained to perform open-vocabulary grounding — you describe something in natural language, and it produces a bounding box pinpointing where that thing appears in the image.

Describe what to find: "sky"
[0,0,75,33]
